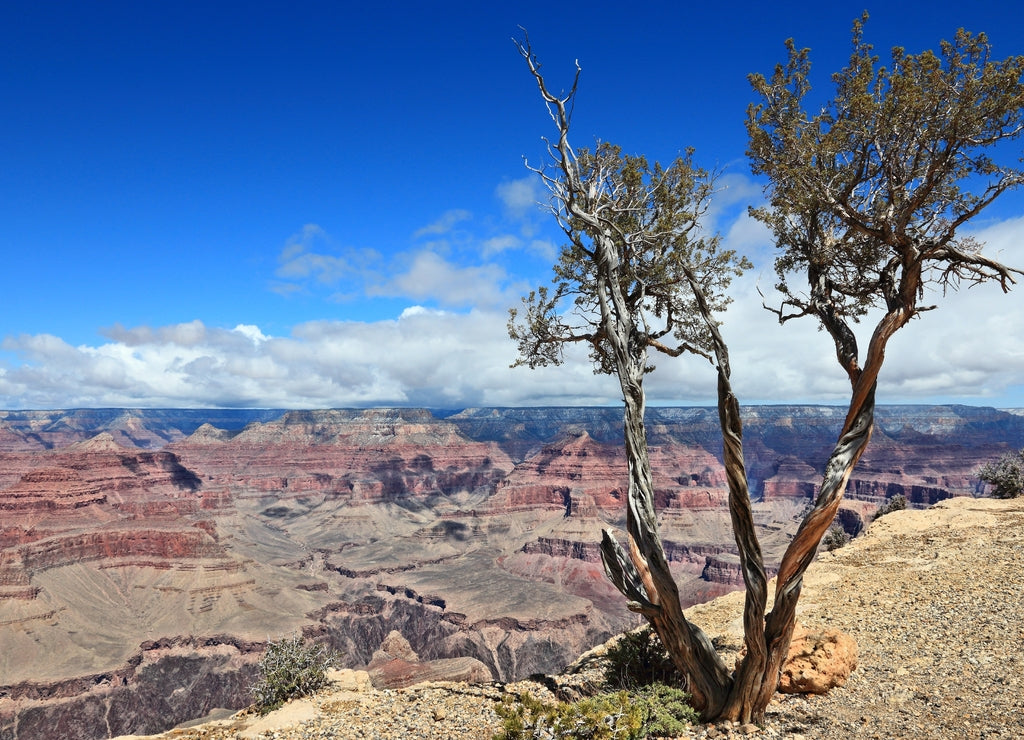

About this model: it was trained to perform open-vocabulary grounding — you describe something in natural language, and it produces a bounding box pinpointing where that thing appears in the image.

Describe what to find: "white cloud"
[481,235,521,257]
[481,233,557,260]
[0,308,619,410]
[270,212,548,310]
[233,324,269,344]
[2,205,1021,411]
[367,250,523,309]
[723,211,773,259]
[399,305,433,319]
[529,239,559,261]
[496,177,544,218]
[706,172,762,222]
[275,224,351,284]
[413,209,472,238]
[104,320,211,347]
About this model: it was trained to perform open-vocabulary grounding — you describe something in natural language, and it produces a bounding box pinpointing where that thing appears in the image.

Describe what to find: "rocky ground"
[115,496,1024,740]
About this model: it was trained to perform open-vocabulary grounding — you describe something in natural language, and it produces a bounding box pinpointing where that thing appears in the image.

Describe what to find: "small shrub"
[494,685,697,740]
[633,684,700,737]
[250,635,334,715]
[494,691,643,740]
[978,449,1024,499]
[603,625,683,690]
[873,494,907,520]
[821,525,850,551]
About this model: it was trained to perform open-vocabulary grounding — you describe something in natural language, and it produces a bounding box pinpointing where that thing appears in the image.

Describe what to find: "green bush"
[250,635,335,715]
[602,625,683,690]
[494,684,697,740]
[873,493,907,520]
[822,525,850,551]
[633,684,700,737]
[978,449,1024,499]
[494,691,642,740]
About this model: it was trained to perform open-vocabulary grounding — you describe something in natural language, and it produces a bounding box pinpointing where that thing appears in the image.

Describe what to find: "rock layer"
[1,405,1022,739]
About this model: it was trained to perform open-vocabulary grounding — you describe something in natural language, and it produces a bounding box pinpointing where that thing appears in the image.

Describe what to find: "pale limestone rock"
[327,668,372,693]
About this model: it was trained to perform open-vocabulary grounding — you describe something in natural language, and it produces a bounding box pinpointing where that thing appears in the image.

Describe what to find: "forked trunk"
[725,384,876,721]
[604,364,878,723]
[618,379,733,716]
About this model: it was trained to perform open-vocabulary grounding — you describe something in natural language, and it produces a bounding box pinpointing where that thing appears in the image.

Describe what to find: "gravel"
[142,497,1024,740]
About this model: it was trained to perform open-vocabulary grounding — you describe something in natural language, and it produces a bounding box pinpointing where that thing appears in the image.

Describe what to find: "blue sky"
[1,0,1023,409]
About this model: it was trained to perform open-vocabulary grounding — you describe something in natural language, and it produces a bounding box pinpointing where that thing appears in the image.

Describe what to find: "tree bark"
[518,25,1023,726]
[594,233,733,716]
[755,383,876,713]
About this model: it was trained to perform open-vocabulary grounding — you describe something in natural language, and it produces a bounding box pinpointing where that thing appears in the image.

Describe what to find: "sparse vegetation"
[494,684,698,740]
[873,494,907,520]
[978,449,1024,498]
[603,625,684,690]
[822,526,850,551]
[251,635,335,715]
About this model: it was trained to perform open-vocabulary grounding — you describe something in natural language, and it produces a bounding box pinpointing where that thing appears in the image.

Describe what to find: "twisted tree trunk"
[594,233,733,715]
[738,383,876,718]
[603,262,890,723]
[727,293,907,720]
[516,24,1023,726]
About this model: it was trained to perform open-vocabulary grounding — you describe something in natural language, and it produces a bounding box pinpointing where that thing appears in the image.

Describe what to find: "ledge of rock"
[366,630,492,689]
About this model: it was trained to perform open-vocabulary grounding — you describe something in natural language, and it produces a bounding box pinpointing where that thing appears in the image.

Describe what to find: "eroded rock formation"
[0,405,1021,739]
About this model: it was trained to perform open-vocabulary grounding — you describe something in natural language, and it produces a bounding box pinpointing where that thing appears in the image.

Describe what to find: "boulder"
[778,626,858,694]
[366,630,492,689]
[369,630,420,664]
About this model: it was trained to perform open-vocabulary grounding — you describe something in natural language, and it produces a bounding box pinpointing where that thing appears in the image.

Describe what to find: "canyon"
[0,405,1021,740]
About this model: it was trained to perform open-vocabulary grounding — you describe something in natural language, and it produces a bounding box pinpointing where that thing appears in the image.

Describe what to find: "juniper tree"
[745,17,1024,718]
[510,17,1024,723]
[978,448,1024,498]
[510,32,757,721]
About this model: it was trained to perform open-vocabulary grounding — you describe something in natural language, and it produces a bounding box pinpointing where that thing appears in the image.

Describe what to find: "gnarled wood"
[513,21,1023,724]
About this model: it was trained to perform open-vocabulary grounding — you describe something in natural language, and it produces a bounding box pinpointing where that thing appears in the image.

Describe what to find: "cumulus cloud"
[232,324,269,344]
[367,250,526,309]
[2,256,1022,410]
[1,201,1020,411]
[635,264,1024,407]
[0,311,618,409]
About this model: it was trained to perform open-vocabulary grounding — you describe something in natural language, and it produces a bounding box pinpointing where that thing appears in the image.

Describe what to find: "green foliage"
[748,14,1024,336]
[873,494,907,520]
[603,626,683,690]
[978,449,1024,498]
[634,684,700,737]
[494,691,642,740]
[250,635,334,715]
[822,525,850,551]
[509,45,750,376]
[493,684,697,740]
